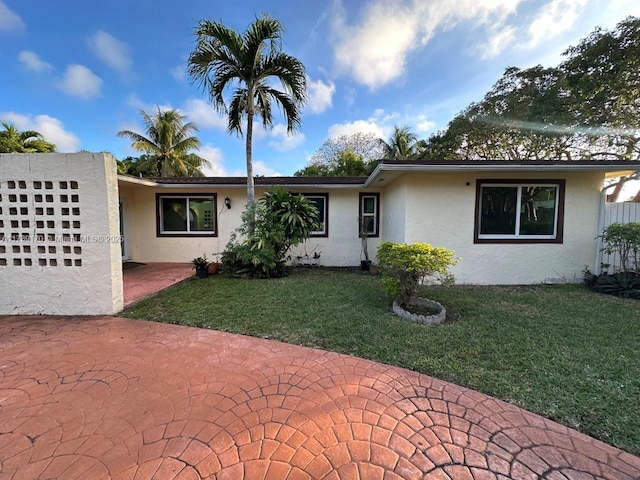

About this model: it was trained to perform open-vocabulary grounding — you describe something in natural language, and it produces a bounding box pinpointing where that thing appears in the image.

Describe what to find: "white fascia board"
[117,175,158,187]
[365,163,640,186]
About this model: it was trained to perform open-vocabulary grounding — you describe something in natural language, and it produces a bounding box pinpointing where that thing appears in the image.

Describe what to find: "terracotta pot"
[208,262,221,275]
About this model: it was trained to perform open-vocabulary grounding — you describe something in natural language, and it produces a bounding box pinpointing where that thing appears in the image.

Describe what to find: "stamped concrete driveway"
[1,316,639,480]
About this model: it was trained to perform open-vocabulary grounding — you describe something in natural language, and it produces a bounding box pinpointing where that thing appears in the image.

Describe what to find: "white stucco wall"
[120,183,381,267]
[291,188,382,266]
[1,153,123,315]
[119,185,240,263]
[380,181,406,244]
[388,171,603,284]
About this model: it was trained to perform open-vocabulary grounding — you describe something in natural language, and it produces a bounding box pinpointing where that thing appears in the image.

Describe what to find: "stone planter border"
[392,297,446,325]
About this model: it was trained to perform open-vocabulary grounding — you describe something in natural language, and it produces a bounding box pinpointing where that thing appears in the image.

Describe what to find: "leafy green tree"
[295,148,370,176]
[420,17,640,163]
[188,14,307,210]
[380,125,420,160]
[562,16,640,160]
[0,122,56,153]
[117,108,209,177]
[295,132,382,176]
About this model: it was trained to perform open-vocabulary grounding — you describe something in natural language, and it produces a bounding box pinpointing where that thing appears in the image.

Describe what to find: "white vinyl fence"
[601,202,640,272]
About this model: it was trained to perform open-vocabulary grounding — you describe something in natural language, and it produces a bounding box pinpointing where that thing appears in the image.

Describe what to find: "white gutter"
[594,170,640,274]
[365,162,639,186]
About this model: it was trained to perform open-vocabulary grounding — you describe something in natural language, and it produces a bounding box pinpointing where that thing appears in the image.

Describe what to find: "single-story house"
[2,153,639,315]
[118,159,640,285]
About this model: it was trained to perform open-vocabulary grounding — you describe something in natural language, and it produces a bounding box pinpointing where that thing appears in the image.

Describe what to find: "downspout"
[595,170,640,274]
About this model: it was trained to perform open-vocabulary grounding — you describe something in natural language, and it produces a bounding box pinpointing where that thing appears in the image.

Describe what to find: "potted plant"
[192,254,209,279]
[359,216,372,271]
[208,253,222,275]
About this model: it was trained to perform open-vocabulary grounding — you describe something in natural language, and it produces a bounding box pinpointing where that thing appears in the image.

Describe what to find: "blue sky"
[1,0,639,177]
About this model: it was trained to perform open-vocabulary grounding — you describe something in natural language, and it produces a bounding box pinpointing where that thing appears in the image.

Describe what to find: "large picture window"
[475,180,564,243]
[157,194,216,236]
[359,193,380,237]
[303,194,328,237]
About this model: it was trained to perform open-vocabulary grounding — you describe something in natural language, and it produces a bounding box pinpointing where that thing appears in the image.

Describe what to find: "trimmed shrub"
[376,241,458,308]
[600,222,640,274]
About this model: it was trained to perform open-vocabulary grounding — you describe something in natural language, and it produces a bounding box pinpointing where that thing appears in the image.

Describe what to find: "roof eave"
[365,163,640,186]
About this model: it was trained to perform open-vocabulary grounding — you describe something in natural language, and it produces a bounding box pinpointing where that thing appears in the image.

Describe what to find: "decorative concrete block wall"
[0,153,123,315]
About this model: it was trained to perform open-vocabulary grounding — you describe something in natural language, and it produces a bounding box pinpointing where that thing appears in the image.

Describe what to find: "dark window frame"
[474,179,565,244]
[156,193,217,237]
[359,192,380,238]
[301,193,329,237]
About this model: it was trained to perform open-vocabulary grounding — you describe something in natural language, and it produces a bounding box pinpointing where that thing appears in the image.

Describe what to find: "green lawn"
[121,268,640,456]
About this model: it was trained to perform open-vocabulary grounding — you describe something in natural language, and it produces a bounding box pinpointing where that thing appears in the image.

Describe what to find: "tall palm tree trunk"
[246,112,255,210]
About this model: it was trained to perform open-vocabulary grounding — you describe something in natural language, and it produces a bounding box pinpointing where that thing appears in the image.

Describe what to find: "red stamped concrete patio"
[1,316,639,480]
[123,263,193,307]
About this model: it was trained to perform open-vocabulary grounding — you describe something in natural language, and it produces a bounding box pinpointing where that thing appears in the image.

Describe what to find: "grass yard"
[121,268,640,456]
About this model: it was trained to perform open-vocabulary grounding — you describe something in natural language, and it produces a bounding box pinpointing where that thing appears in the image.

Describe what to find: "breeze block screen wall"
[0,153,124,315]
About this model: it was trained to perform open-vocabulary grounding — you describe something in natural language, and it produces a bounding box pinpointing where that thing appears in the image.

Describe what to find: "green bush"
[376,241,458,307]
[600,222,640,273]
[222,187,319,278]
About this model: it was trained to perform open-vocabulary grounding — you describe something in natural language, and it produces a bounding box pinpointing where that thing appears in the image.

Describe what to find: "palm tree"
[0,122,56,153]
[187,14,307,209]
[380,125,419,160]
[117,108,209,177]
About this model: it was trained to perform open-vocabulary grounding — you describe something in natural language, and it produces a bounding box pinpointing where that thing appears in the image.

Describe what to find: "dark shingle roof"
[151,176,367,185]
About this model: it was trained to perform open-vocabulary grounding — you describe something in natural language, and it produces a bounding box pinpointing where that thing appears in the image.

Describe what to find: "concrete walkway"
[0,316,638,480]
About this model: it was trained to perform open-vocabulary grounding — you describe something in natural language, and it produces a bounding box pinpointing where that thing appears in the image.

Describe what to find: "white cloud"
[18,51,54,73]
[266,124,306,151]
[526,0,588,48]
[87,30,132,72]
[415,114,435,133]
[199,145,233,176]
[1,112,80,151]
[253,160,281,177]
[479,25,516,58]
[328,119,386,140]
[170,65,185,82]
[57,64,102,99]
[0,1,25,32]
[306,76,336,114]
[180,98,227,131]
[330,0,521,89]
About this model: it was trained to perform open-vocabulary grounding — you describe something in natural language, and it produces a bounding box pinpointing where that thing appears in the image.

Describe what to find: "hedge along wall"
[0,153,123,315]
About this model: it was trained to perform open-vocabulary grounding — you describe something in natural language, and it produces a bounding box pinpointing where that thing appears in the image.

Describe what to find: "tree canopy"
[188,14,307,209]
[421,16,640,162]
[117,108,209,177]
[295,132,384,176]
[380,125,422,160]
[0,122,56,153]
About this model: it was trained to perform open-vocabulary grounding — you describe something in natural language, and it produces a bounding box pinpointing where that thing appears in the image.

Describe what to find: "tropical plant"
[377,242,458,308]
[221,187,319,278]
[380,125,420,160]
[0,122,56,153]
[117,108,209,177]
[188,14,307,210]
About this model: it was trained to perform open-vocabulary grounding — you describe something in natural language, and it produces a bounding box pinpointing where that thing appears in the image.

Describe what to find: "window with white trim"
[157,194,216,236]
[475,180,564,243]
[359,193,380,237]
[303,194,328,236]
